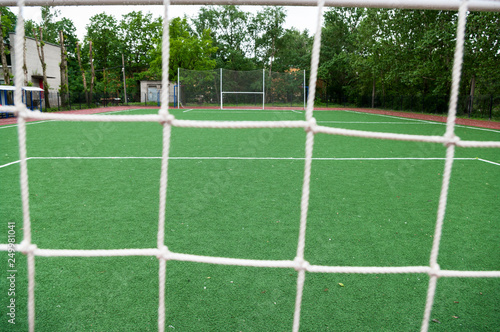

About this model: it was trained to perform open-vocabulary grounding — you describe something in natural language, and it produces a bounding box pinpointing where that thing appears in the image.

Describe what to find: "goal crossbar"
[4,0,500,12]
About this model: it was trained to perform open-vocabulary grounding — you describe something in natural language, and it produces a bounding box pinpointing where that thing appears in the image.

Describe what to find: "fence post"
[57,92,60,111]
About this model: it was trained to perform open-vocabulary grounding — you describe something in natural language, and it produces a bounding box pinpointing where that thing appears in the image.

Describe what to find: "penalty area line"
[477,158,500,166]
[0,159,23,169]
[19,156,479,161]
[1,156,482,168]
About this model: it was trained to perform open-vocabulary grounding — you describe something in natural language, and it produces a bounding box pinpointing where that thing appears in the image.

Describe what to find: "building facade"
[1,33,61,93]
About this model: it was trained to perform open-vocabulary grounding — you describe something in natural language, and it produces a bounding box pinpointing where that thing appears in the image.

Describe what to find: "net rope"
[1,0,499,331]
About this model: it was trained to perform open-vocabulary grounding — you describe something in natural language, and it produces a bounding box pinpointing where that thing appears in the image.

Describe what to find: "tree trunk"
[89,41,95,105]
[0,16,11,85]
[469,74,476,116]
[59,31,68,106]
[371,77,376,108]
[76,42,88,104]
[23,37,28,86]
[33,27,50,109]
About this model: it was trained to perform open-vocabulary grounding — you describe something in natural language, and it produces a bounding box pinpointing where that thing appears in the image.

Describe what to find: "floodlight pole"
[122,53,127,105]
[177,67,180,109]
[220,68,223,110]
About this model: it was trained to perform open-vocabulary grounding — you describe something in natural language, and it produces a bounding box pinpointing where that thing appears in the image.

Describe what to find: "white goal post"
[1,1,500,332]
[221,68,265,110]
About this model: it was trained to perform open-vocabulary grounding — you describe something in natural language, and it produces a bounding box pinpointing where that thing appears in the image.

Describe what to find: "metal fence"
[3,91,498,121]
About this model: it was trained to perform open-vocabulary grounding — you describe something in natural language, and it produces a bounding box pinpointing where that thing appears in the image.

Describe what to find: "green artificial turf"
[0,108,498,331]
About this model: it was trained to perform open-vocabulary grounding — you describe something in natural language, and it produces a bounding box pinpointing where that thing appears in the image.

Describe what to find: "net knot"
[17,107,29,118]
[304,118,317,133]
[429,264,441,278]
[158,110,174,125]
[293,257,310,271]
[157,246,170,260]
[18,241,37,255]
[444,134,460,147]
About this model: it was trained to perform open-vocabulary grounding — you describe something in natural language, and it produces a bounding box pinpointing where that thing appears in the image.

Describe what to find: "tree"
[32,26,50,108]
[76,41,88,103]
[89,41,95,101]
[119,11,162,73]
[272,28,312,73]
[85,13,121,80]
[144,17,217,81]
[193,5,255,70]
[462,11,500,96]
[253,6,287,73]
[59,30,68,105]
[319,7,365,101]
[0,8,16,85]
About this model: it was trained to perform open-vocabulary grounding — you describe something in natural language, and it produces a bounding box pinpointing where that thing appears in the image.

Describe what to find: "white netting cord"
[421,275,439,332]
[292,0,325,330]
[27,248,36,332]
[421,2,469,331]
[3,243,500,277]
[160,0,171,112]
[157,119,173,332]
[14,0,25,107]
[292,270,307,332]
[158,1,171,331]
[14,0,36,331]
[292,129,315,332]
[445,0,469,138]
[305,0,325,121]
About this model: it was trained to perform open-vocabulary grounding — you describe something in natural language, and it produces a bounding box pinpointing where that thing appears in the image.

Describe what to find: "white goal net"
[1,1,499,332]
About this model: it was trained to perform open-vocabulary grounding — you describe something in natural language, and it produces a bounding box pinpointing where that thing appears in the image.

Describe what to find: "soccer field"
[1,108,499,331]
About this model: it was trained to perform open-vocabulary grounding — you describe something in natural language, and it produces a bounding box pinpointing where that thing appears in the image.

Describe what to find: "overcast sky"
[11,5,321,40]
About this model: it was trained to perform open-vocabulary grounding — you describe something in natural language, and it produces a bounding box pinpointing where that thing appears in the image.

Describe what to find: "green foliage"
[273,28,312,73]
[193,5,257,70]
[253,6,286,70]
[143,17,217,81]
[120,11,162,73]
[318,8,500,103]
[85,13,121,73]
[11,6,497,107]
[0,7,16,41]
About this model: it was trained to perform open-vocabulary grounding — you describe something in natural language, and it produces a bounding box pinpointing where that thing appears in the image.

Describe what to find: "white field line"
[341,109,439,125]
[0,120,54,129]
[182,109,193,113]
[455,125,500,134]
[341,109,500,133]
[99,108,151,115]
[0,109,150,129]
[318,121,436,125]
[187,110,300,114]
[291,109,303,114]
[1,156,481,169]
[0,159,22,169]
[477,158,500,166]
